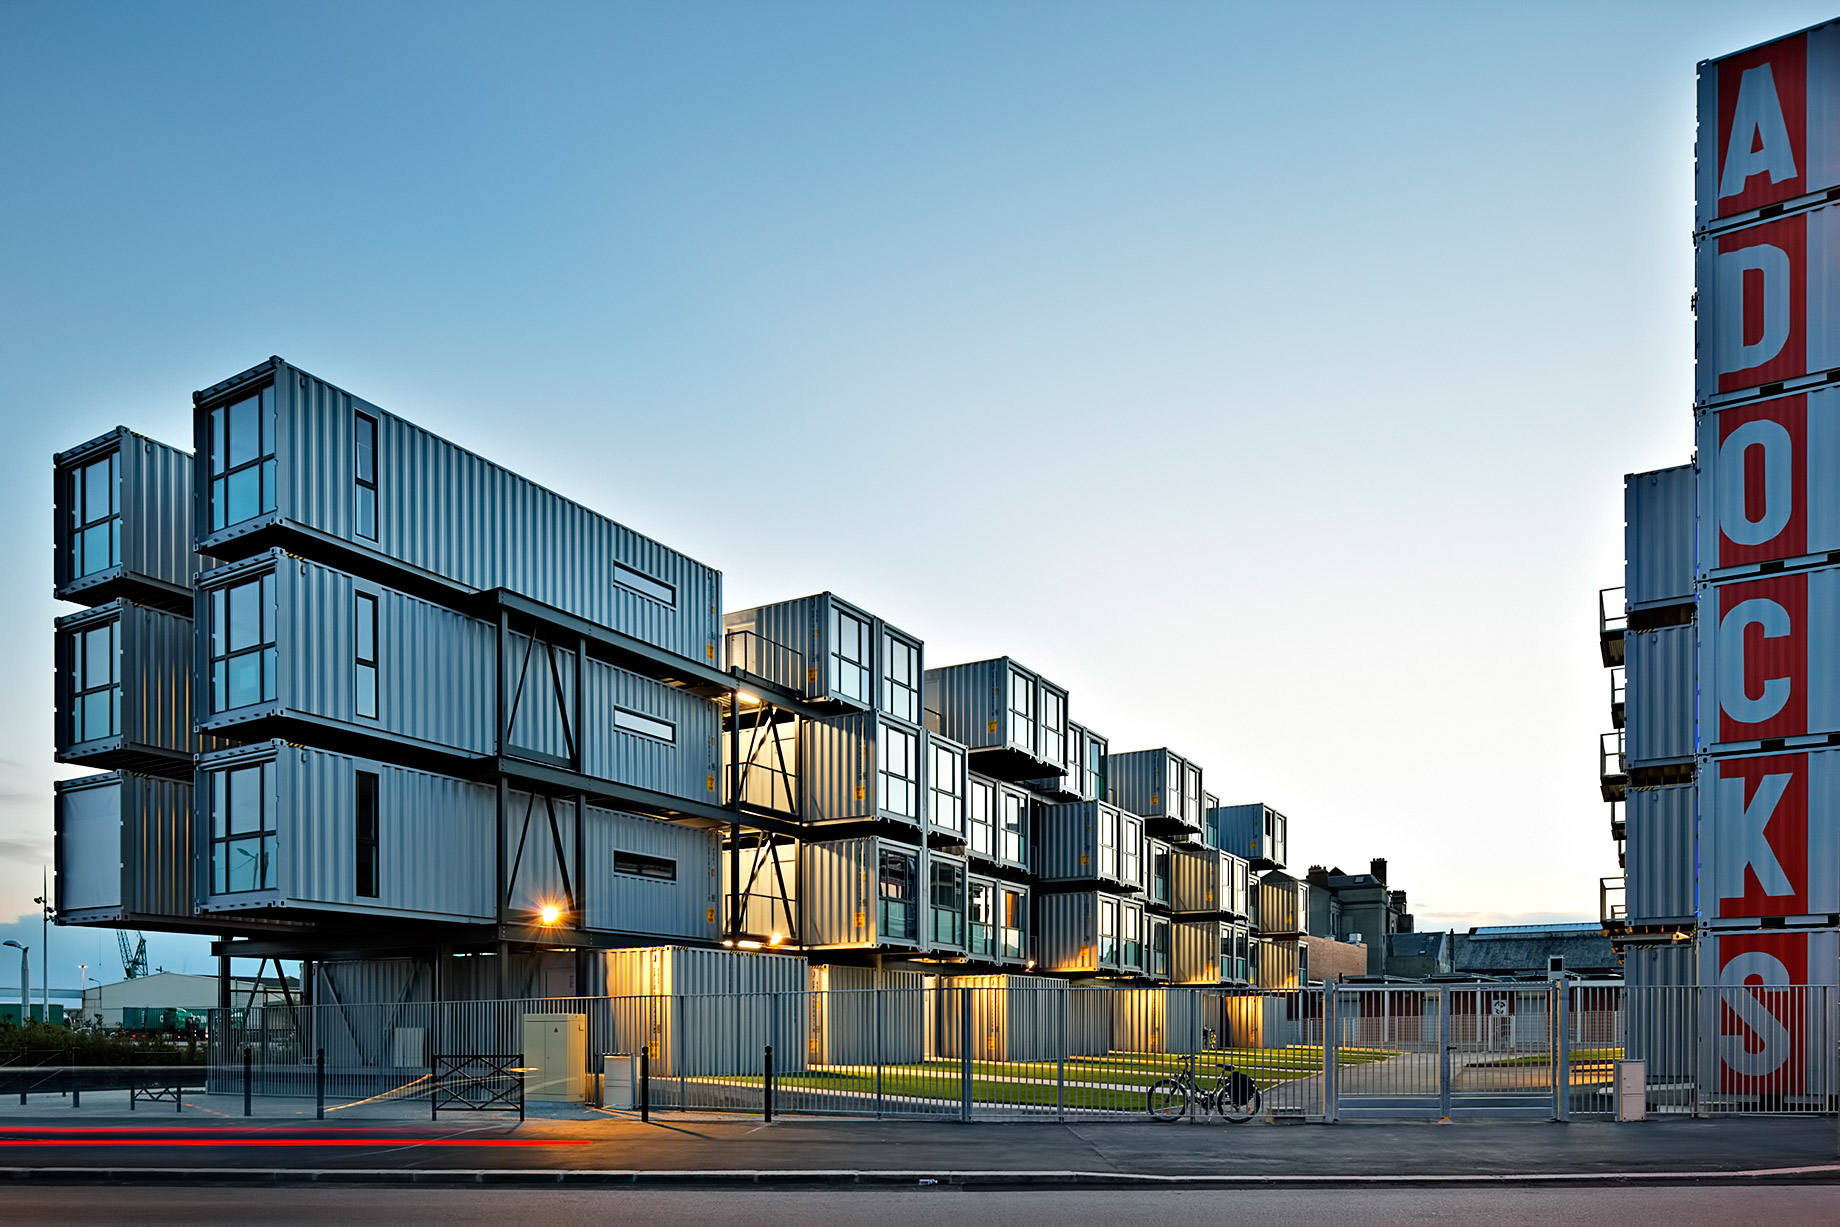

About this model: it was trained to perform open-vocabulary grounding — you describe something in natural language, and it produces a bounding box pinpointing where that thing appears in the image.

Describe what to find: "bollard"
[764,1044,774,1123]
[316,1049,325,1121]
[639,1046,650,1123]
[243,1046,252,1117]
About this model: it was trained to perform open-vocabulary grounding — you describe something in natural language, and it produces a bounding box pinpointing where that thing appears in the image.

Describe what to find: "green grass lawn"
[731,1045,1396,1110]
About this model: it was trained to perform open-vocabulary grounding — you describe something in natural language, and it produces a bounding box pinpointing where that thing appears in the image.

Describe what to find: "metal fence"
[10,982,1836,1122]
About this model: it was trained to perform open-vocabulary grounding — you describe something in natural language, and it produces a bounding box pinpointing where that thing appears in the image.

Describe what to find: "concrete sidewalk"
[0,1107,1833,1187]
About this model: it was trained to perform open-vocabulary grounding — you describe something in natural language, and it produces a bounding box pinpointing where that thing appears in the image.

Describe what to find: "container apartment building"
[49,355,1358,1008]
[1600,20,1840,1104]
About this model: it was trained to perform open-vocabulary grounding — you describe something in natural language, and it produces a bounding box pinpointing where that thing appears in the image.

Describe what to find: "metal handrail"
[1610,667,1626,709]
[1599,730,1626,780]
[1599,587,1627,636]
[1599,876,1627,923]
[724,629,805,691]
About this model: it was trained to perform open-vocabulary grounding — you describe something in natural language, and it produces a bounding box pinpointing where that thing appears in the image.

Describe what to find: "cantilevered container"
[1209,802,1288,869]
[923,658,1066,782]
[1035,800,1142,891]
[723,592,924,723]
[55,599,217,779]
[1108,749,1204,841]
[53,427,197,612]
[54,771,199,931]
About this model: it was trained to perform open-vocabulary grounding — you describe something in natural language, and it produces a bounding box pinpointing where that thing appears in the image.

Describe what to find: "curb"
[1,1165,1837,1189]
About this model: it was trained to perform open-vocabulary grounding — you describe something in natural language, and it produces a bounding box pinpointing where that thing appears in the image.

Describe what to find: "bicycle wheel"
[1146,1077,1189,1121]
[1215,1070,1260,1123]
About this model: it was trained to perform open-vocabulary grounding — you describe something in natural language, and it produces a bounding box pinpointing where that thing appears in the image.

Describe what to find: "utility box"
[521,1013,587,1102]
[600,1053,637,1109]
[1615,1059,1646,1122]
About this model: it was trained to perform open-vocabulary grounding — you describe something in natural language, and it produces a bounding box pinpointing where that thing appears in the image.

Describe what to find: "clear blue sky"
[1,1,1832,987]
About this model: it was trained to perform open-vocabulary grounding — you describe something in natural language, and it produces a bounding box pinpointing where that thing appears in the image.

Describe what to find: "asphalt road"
[12,1185,1840,1225]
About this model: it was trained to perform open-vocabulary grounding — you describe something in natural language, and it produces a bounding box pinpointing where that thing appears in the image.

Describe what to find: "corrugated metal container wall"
[55,600,215,775]
[936,975,1108,1062]
[1695,389,1840,576]
[1694,21,1840,232]
[1171,920,1223,984]
[595,946,808,1077]
[1211,803,1285,866]
[1144,837,1173,909]
[1108,749,1178,821]
[1172,847,1230,915]
[723,595,823,697]
[578,657,720,803]
[1621,941,1697,989]
[195,742,496,922]
[1109,988,1211,1053]
[1035,800,1127,886]
[807,965,926,1065]
[1700,747,1840,922]
[316,959,431,1009]
[1625,785,1696,923]
[1255,875,1300,935]
[798,837,926,949]
[53,427,198,608]
[1255,937,1302,989]
[799,710,922,828]
[195,552,496,753]
[54,772,194,924]
[194,360,721,666]
[924,659,1030,754]
[582,807,719,940]
[1625,625,1696,765]
[1624,466,1696,610]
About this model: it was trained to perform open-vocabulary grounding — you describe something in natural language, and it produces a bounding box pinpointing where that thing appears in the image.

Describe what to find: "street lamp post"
[3,942,28,1024]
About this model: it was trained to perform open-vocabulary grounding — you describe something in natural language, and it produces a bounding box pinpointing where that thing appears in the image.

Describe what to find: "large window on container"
[69,620,119,744]
[928,741,963,835]
[353,412,378,541]
[1151,844,1171,905]
[1184,764,1201,825]
[878,723,918,820]
[968,881,995,956]
[1097,807,1117,878]
[878,848,917,941]
[1000,888,1025,960]
[354,592,378,719]
[1086,735,1107,803]
[355,771,379,899]
[210,572,276,712]
[1149,918,1169,978]
[1006,668,1034,752]
[1000,790,1026,864]
[1122,905,1142,970]
[881,632,920,725]
[66,451,119,580]
[1098,897,1118,965]
[1120,816,1142,888]
[206,385,275,531]
[930,861,964,947]
[1039,688,1065,768]
[967,777,995,859]
[830,608,871,704]
[210,761,275,894]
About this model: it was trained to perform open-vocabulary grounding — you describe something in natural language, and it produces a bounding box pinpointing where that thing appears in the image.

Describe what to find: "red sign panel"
[1707,930,1836,1097]
[1713,34,1808,217]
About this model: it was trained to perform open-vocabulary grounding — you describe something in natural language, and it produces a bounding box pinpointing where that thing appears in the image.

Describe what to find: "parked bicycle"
[1146,1053,1261,1122]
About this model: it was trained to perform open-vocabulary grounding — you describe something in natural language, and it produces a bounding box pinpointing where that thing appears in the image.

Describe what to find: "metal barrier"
[0,982,1829,1122]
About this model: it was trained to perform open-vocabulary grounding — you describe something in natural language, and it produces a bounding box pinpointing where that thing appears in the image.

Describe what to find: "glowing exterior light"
[737,939,763,950]
[735,690,762,706]
[539,905,561,926]
[768,932,783,947]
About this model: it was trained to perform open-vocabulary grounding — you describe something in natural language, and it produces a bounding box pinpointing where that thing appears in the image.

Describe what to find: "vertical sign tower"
[1693,21,1840,1103]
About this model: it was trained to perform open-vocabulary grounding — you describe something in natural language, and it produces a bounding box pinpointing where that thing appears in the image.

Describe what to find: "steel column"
[1438,985,1452,1121]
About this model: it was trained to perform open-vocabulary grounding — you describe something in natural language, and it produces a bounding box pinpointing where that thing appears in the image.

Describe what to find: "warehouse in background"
[1599,17,1840,1101]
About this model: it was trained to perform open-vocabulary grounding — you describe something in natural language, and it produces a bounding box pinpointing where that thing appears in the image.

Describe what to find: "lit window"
[929,741,963,835]
[67,452,119,580]
[830,609,870,703]
[881,632,920,724]
[355,771,379,898]
[206,386,276,531]
[878,723,918,819]
[210,572,276,712]
[1123,905,1142,970]
[354,592,378,719]
[1001,889,1025,960]
[354,413,378,541]
[70,620,119,743]
[211,762,275,894]
[1099,897,1118,965]
[614,708,675,743]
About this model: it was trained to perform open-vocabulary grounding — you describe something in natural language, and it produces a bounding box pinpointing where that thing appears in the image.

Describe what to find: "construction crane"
[117,931,148,979]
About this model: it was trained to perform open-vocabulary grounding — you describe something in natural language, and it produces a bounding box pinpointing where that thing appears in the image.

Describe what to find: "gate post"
[1554,981,1570,1123]
[1438,986,1452,1121]
[959,987,973,1123]
[1323,984,1338,1123]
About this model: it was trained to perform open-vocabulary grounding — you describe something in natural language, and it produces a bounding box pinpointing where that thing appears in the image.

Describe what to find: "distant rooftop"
[1467,922,1601,938]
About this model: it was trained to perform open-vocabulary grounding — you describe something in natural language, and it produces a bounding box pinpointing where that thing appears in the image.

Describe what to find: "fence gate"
[1329,983,1560,1120]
